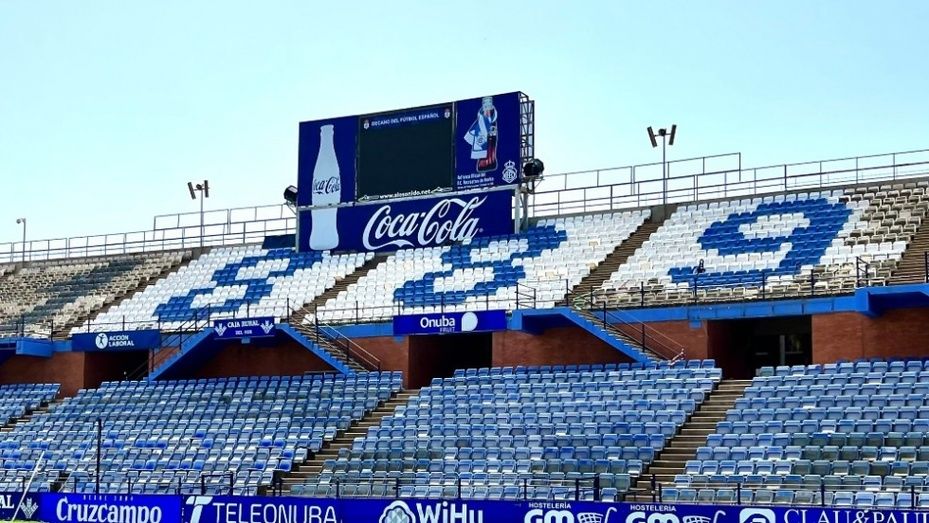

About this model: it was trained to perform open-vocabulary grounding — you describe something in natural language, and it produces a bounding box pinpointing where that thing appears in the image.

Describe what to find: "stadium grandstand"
[0,85,929,523]
[2,99,929,522]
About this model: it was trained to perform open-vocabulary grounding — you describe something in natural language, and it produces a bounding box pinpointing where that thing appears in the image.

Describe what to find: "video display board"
[297,92,524,206]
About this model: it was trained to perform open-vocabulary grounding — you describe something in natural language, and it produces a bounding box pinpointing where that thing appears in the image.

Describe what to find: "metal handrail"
[0,265,895,343]
[289,476,602,502]
[530,149,929,218]
[639,476,928,510]
[316,322,381,371]
[573,288,684,361]
[515,282,537,309]
[3,148,929,262]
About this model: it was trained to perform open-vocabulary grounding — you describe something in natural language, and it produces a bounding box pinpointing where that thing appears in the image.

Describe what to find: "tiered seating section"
[0,251,190,337]
[672,361,929,508]
[0,373,400,494]
[0,264,14,279]
[0,383,58,426]
[1,181,920,339]
[76,246,373,333]
[295,362,719,500]
[601,182,929,306]
[0,384,60,491]
[314,211,649,323]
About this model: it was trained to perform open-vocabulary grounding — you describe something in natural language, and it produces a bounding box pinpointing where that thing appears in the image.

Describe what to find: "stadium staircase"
[0,263,20,285]
[563,214,668,305]
[289,253,391,325]
[289,324,369,373]
[285,254,391,372]
[626,378,751,501]
[277,389,419,493]
[888,224,929,285]
[56,248,205,339]
[0,404,52,434]
[567,309,664,362]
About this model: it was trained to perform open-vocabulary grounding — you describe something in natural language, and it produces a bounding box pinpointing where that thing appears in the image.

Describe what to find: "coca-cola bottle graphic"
[477,97,498,172]
[309,124,341,251]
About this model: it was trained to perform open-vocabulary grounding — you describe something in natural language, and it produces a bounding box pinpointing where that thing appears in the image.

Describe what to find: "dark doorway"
[407,333,493,388]
[708,315,812,379]
[83,350,150,388]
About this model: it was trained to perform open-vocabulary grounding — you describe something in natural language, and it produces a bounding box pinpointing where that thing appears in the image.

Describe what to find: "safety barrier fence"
[3,149,929,263]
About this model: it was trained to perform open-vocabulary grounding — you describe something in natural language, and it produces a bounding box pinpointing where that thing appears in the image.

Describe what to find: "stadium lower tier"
[1,360,929,508]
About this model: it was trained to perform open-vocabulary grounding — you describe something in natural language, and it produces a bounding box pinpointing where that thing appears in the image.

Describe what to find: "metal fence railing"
[3,149,929,263]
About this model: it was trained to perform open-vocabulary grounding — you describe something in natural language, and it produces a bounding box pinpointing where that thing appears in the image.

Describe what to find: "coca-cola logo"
[363,196,485,250]
[313,176,341,195]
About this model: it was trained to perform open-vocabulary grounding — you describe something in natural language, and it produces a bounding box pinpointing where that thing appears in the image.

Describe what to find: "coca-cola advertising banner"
[296,115,356,207]
[298,189,514,252]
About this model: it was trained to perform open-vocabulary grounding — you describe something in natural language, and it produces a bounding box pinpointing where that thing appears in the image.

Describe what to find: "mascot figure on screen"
[464,96,498,172]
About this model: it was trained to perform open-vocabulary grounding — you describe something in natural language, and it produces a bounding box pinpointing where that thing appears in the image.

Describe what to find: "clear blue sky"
[1,1,927,244]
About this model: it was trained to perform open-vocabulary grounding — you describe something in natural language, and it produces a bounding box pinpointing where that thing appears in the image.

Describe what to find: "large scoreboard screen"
[296,92,527,207]
[356,103,455,199]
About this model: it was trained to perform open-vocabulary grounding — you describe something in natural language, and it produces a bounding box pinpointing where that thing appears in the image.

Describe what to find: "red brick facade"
[812,309,929,363]
[6,308,929,395]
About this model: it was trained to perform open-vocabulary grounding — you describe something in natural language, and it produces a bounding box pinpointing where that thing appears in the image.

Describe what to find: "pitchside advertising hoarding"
[393,310,507,335]
[8,494,929,523]
[297,188,514,253]
[71,329,161,352]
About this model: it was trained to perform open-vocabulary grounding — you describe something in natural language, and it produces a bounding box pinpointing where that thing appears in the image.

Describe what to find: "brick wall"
[83,351,149,389]
[355,336,410,385]
[178,340,336,379]
[616,320,710,361]
[813,309,929,362]
[0,353,86,397]
[492,327,630,367]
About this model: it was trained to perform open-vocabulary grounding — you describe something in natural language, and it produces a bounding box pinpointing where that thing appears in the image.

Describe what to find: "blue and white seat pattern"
[601,183,928,306]
[297,362,720,501]
[0,384,60,491]
[673,361,929,508]
[313,211,649,323]
[0,373,400,494]
[74,246,373,333]
[0,383,58,426]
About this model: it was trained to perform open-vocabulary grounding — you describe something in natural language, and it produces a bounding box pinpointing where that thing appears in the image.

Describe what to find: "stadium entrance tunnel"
[407,332,492,388]
[708,315,812,379]
[83,350,149,385]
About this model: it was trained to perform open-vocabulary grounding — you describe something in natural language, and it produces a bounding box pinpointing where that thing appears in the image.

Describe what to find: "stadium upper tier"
[0,373,401,494]
[601,182,928,305]
[312,211,649,323]
[295,362,721,501]
[0,180,924,338]
[72,247,373,334]
[0,251,190,338]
